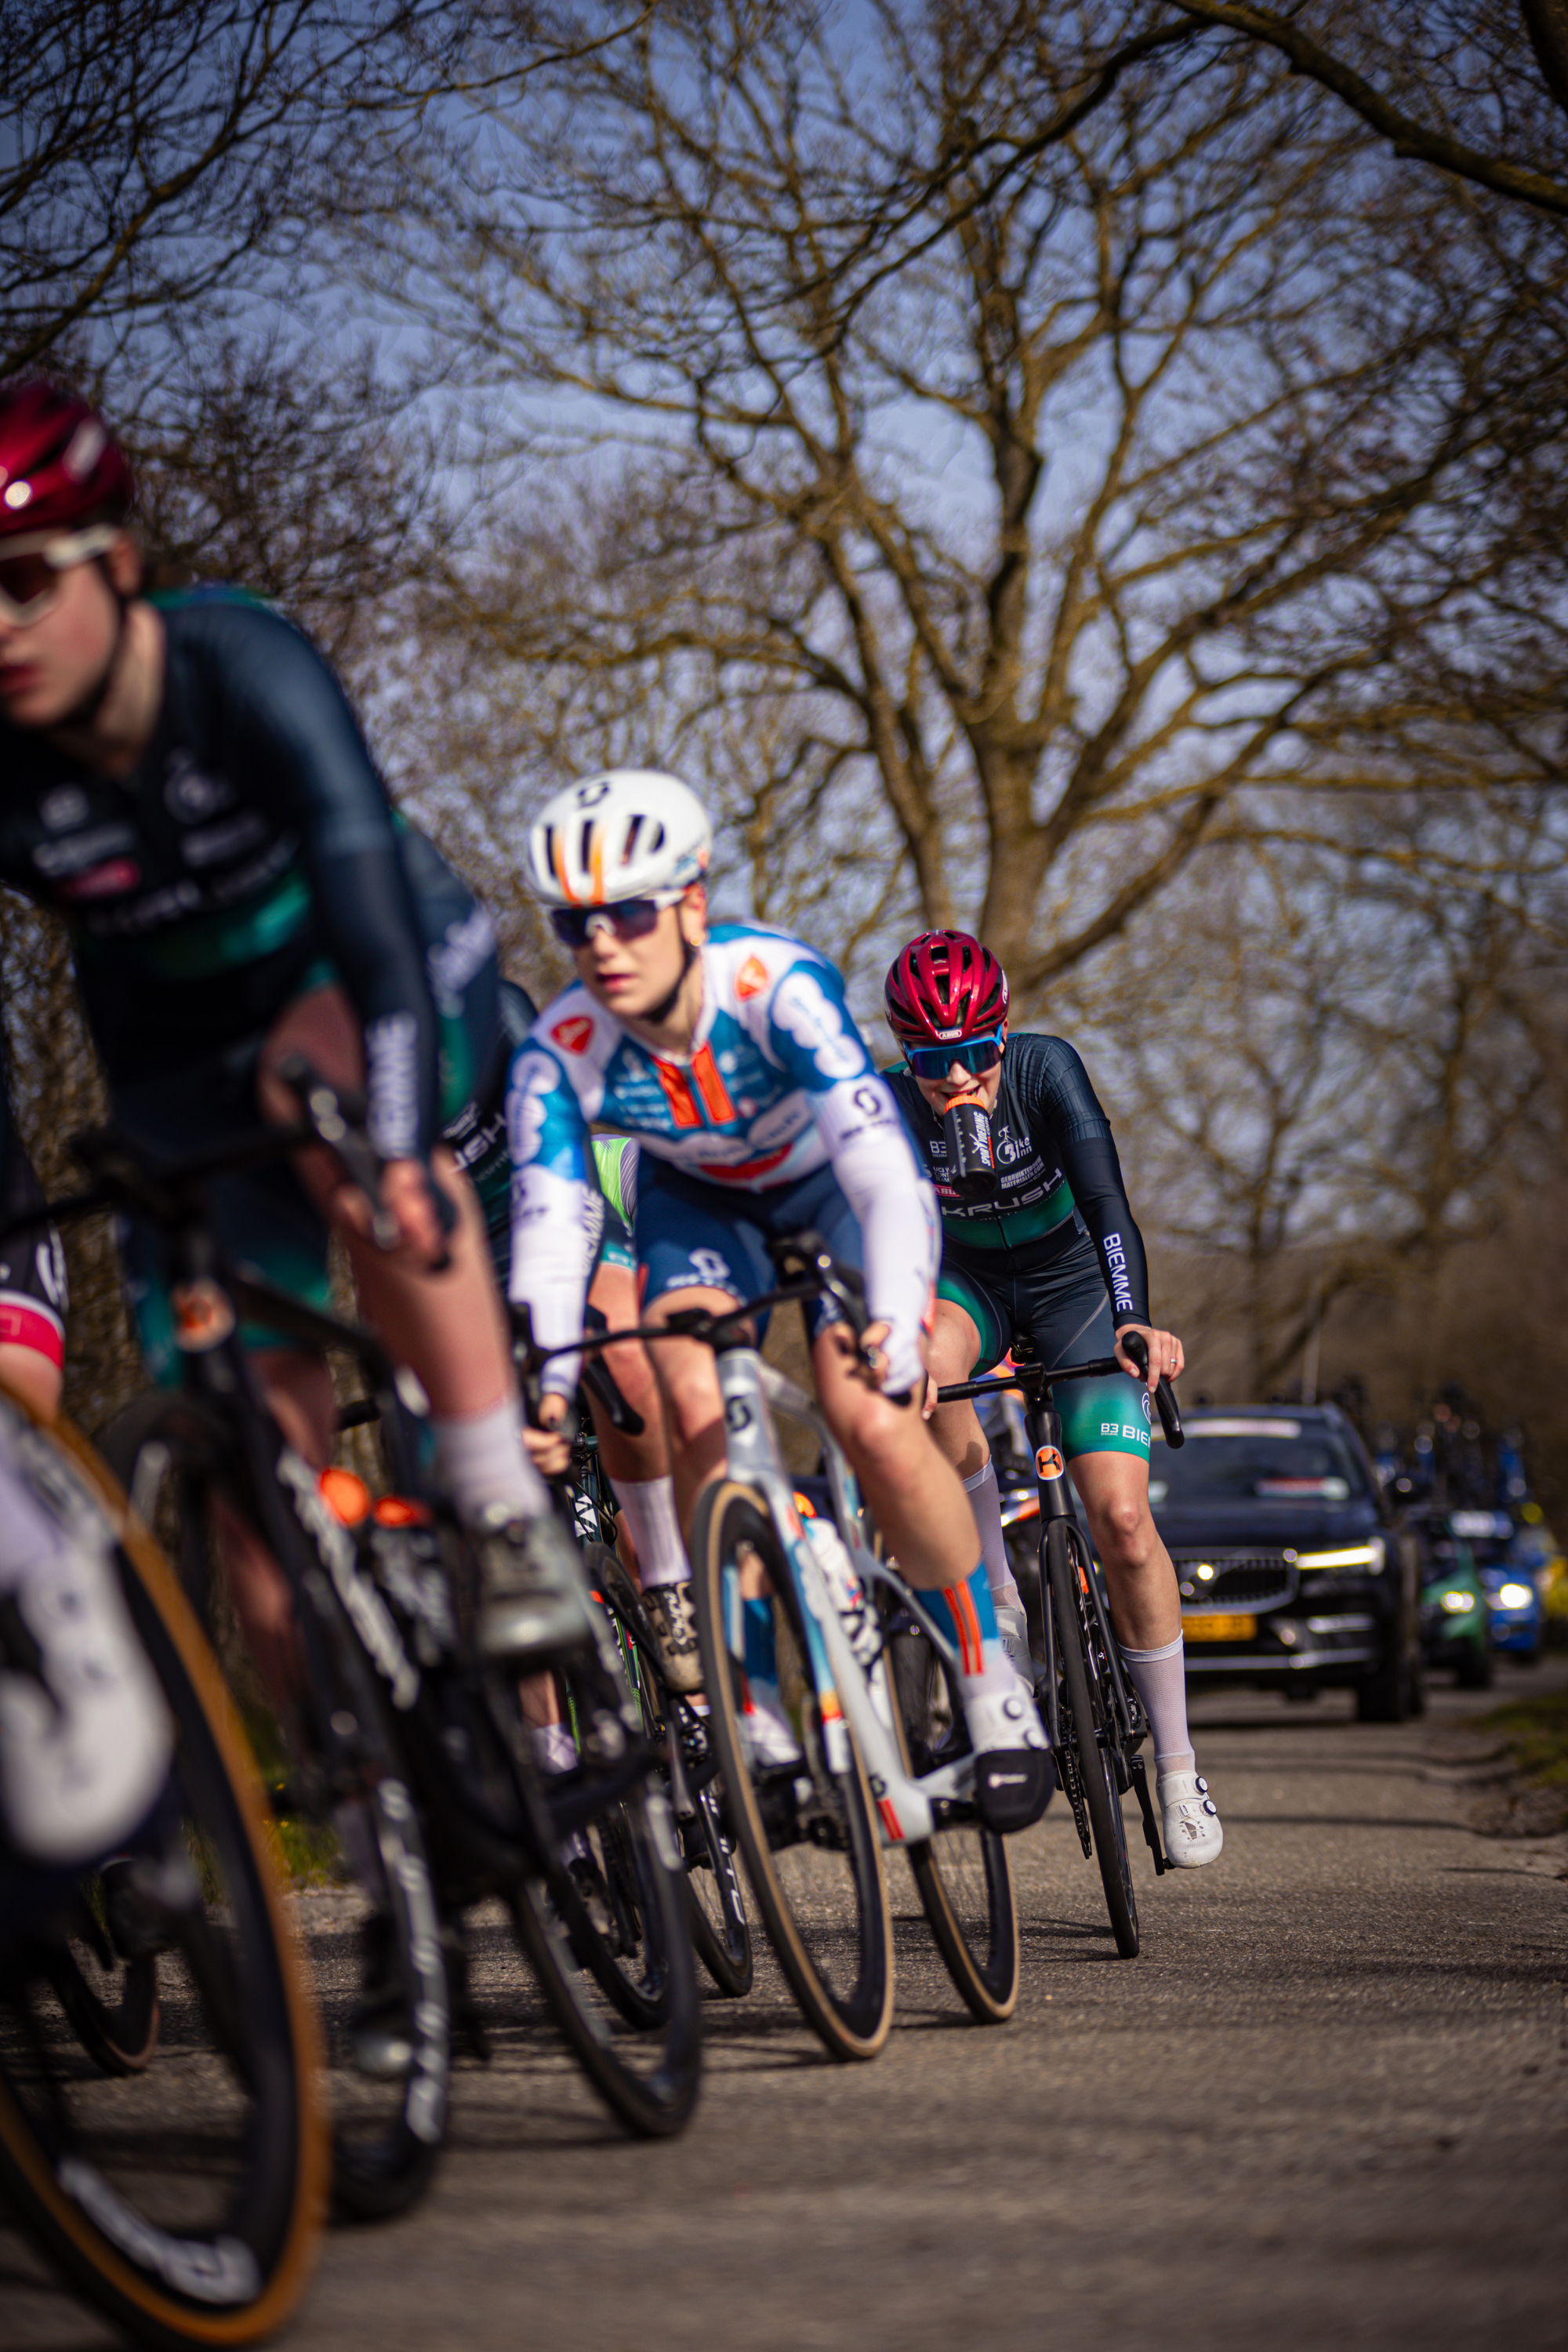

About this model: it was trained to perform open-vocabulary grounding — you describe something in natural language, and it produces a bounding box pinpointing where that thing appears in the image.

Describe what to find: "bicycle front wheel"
[691,1481,892,2061]
[587,1545,752,1999]
[0,1414,326,2350]
[506,1769,702,2138]
[884,1623,1018,2023]
[1045,1520,1138,1958]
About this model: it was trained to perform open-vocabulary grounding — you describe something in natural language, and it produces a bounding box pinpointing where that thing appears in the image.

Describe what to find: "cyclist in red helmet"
[884,930,1222,1867]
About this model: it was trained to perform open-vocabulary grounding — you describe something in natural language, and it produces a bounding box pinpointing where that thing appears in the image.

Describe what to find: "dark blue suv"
[1148,1404,1424,1720]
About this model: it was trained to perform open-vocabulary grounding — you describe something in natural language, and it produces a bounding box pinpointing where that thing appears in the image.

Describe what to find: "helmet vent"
[64,419,107,479]
[579,819,596,868]
[622,813,644,862]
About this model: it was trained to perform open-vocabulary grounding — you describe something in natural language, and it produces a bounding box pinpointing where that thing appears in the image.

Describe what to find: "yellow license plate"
[1182,1613,1258,1641]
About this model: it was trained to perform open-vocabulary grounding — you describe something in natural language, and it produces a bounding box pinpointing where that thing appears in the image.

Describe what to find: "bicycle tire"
[543,1629,681,2035]
[506,1772,702,2138]
[586,1545,752,1999]
[1045,1521,1138,1958]
[0,1411,326,2349]
[884,1625,1018,2023]
[679,1754,753,1999]
[691,1479,893,2061]
[100,1392,449,2221]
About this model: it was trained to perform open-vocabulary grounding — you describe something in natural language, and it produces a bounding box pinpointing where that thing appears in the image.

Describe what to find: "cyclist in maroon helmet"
[883,930,1222,1867]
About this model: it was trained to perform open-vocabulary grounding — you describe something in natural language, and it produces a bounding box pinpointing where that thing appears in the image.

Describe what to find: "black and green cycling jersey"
[885,1032,1152,1461]
[0,584,507,1370]
[0,586,488,1170]
[884,1031,1149,1322]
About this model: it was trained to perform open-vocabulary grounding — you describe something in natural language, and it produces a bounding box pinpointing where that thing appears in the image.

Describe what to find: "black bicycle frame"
[934,1350,1167,1871]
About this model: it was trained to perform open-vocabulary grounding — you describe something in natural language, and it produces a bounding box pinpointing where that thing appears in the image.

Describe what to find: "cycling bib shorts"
[636,1156,866,1352]
[940,1232,1151,1464]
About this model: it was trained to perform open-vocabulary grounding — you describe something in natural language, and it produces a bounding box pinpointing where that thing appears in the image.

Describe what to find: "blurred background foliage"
[5,1,1568,1484]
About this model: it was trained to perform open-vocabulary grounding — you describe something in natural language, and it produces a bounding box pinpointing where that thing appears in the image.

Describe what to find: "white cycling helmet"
[527,769,713,906]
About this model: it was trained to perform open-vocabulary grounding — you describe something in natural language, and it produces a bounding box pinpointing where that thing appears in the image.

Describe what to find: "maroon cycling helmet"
[884,930,1009,1045]
[0,383,135,537]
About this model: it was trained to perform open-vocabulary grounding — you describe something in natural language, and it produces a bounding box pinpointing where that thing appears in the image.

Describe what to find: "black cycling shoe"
[971,1748,1054,1835]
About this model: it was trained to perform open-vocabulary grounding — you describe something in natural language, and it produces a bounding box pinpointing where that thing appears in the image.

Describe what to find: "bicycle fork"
[1022,1398,1167,1875]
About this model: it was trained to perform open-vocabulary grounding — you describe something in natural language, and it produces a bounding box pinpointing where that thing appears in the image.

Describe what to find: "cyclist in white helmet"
[506,770,1053,1836]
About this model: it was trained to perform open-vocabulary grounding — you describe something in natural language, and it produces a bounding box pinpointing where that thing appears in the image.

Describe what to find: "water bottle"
[800,1512,880,1671]
[941,1091,996,1201]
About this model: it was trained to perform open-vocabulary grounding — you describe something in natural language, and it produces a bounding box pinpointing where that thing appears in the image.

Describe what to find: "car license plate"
[1182,1613,1258,1641]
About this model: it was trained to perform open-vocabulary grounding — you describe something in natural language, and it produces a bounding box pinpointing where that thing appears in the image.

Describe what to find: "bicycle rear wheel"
[884,1622,1018,2023]
[691,1480,893,2061]
[1045,1521,1138,1958]
[0,1414,326,2350]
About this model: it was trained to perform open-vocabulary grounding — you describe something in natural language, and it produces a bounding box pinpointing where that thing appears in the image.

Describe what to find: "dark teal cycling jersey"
[883,1030,1149,1325]
[0,587,474,1173]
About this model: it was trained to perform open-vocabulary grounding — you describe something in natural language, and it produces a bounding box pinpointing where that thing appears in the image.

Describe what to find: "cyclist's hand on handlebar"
[1115,1320,1184,1388]
[524,1390,574,1479]
[334,1157,451,1269]
[829,1316,893,1392]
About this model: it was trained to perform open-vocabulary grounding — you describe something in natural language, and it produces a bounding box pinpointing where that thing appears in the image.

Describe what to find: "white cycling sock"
[1121,1634,1195,1771]
[963,1461,1022,1612]
[530,1721,578,1774]
[432,1399,548,1524]
[610,1474,688,1588]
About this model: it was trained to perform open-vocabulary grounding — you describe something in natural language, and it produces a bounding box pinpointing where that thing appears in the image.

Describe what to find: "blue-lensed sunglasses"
[904,1029,1005,1081]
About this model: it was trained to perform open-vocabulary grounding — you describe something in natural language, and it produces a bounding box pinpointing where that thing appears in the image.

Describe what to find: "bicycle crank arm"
[1128,1755,1167,1875]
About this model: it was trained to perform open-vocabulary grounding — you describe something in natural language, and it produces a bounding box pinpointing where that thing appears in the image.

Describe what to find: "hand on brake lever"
[1115,1320,1185,1388]
[829,1316,892,1392]
[335,1156,453,1271]
[524,1391,574,1479]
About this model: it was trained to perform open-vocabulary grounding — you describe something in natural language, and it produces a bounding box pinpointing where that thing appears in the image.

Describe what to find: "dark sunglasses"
[905,1029,1005,1080]
[549,897,672,949]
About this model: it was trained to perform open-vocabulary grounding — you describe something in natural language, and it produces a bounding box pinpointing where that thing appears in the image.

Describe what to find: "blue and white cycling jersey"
[506,923,938,1394]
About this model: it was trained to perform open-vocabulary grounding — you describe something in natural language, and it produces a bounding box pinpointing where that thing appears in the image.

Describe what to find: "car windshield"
[1149,1419,1371,1508]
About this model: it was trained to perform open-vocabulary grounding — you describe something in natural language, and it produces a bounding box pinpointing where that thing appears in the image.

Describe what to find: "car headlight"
[1295,1538,1385,1573]
[1439,1589,1476,1613]
[1494,1582,1534,1610]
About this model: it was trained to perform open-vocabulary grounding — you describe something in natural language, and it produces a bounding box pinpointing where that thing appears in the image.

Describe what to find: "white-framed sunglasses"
[0,525,122,626]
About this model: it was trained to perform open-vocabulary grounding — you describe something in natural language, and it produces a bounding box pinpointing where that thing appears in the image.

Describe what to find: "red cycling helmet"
[884,930,1009,1045]
[0,383,135,538]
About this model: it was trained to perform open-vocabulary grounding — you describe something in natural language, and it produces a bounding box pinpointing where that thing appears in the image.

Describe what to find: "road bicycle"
[530,1356,753,2001]
[935,1334,1183,1958]
[0,1387,327,2348]
[42,1069,700,2213]
[530,1232,1020,2063]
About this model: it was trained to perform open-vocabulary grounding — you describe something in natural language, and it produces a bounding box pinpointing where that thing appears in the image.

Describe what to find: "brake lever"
[507,1301,581,1445]
[1118,1330,1185,1450]
[274,1052,401,1253]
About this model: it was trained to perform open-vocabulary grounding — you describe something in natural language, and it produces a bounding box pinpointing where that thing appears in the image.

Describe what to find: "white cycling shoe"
[1157,1766,1224,1867]
[0,1421,172,1870]
[964,1679,1052,1835]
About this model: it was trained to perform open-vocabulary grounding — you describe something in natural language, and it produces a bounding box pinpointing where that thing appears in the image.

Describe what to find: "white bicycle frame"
[714,1345,977,1846]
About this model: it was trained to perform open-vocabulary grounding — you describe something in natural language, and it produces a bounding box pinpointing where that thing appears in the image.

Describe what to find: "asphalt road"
[6,1665,1567,2352]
